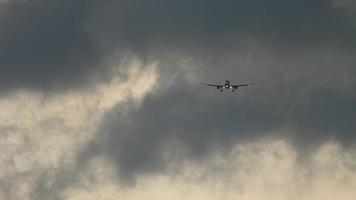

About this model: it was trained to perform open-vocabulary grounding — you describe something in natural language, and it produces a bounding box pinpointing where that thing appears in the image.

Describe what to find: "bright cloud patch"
[0,56,157,199]
[63,139,356,200]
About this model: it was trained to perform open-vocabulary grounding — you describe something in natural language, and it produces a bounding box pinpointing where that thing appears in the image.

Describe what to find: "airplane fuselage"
[223,80,231,89]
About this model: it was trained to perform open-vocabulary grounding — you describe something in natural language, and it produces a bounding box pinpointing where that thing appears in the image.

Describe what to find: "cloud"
[90,0,356,49]
[1,0,356,198]
[0,57,157,199]
[1,0,355,92]
[85,44,356,183]
[0,0,113,92]
[64,139,356,200]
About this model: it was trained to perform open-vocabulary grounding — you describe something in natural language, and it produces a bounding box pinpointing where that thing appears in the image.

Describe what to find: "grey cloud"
[31,169,77,200]
[0,0,112,92]
[84,43,356,184]
[288,88,356,150]
[92,88,281,183]
[91,0,356,54]
[1,0,356,93]
[1,0,356,192]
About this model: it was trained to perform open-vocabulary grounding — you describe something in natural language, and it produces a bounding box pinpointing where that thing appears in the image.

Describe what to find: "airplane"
[202,80,253,92]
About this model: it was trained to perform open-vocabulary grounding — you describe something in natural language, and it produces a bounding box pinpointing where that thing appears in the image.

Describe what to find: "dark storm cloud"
[288,87,356,149]
[1,0,355,93]
[91,0,356,54]
[2,0,356,188]
[90,84,280,184]
[88,63,355,184]
[0,0,113,92]
[67,0,356,185]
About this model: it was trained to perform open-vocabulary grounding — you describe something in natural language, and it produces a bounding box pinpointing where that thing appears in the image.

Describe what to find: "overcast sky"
[0,0,355,199]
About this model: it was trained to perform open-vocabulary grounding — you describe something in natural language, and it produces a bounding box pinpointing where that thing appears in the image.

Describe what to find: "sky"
[0,0,356,199]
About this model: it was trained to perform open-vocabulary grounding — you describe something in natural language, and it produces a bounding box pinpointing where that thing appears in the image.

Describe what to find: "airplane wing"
[201,82,223,89]
[231,83,253,89]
